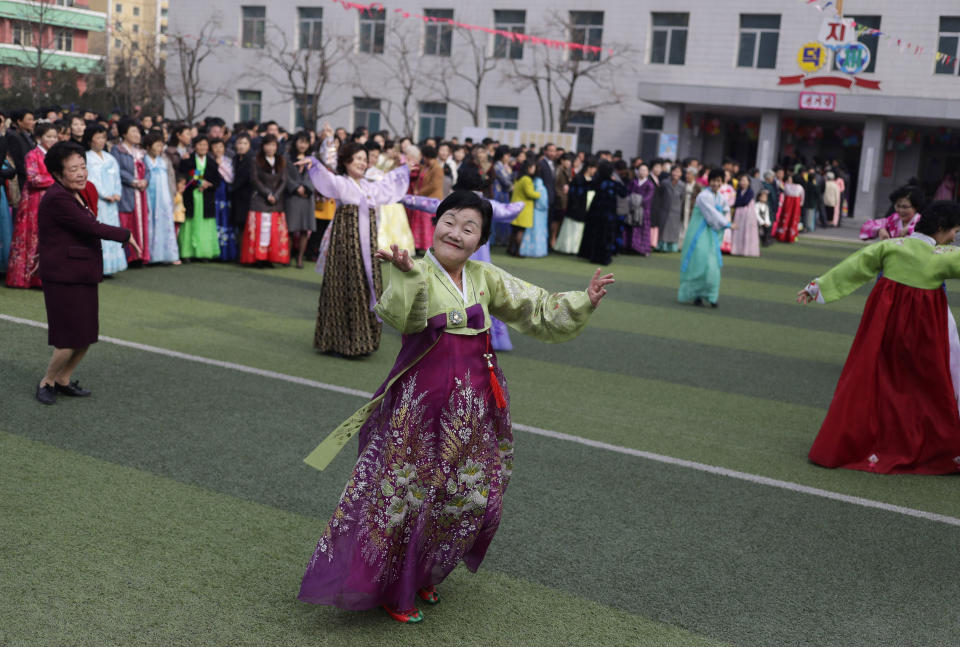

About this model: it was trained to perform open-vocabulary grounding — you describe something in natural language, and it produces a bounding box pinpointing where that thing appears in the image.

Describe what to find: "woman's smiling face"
[431,207,483,269]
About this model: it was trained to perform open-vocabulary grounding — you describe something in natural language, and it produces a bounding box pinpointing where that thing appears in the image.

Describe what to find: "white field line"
[4,312,959,529]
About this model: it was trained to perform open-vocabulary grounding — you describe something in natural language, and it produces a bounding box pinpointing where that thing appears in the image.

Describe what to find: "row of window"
[11,23,74,51]
[115,4,141,17]
[235,91,598,150]
[241,7,602,62]
[241,7,960,75]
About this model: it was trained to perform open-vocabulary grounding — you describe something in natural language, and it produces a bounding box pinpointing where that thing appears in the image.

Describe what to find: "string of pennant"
[331,1,614,55]
[802,0,955,67]
[167,0,613,55]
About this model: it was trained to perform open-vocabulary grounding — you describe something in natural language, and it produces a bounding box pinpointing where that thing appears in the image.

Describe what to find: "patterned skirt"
[299,331,513,610]
[314,205,382,356]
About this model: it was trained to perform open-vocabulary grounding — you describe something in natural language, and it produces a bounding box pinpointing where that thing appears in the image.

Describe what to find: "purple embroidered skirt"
[299,319,513,610]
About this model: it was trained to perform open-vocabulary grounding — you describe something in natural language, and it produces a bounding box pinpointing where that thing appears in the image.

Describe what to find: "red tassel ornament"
[484,334,507,409]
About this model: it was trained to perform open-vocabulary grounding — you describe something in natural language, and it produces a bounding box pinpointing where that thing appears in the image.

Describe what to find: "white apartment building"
[167,0,960,219]
[165,0,655,155]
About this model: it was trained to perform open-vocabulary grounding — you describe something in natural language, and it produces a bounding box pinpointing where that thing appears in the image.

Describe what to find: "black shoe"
[710,301,719,308]
[55,380,92,397]
[36,383,56,405]
[693,297,705,307]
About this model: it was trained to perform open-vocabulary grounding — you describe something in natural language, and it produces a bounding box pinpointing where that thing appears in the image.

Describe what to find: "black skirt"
[42,281,99,348]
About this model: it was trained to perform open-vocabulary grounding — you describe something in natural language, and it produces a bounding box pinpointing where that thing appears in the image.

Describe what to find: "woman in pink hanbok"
[860,185,923,241]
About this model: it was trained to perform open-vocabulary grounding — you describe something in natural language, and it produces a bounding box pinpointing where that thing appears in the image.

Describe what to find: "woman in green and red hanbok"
[798,200,960,474]
[298,190,614,623]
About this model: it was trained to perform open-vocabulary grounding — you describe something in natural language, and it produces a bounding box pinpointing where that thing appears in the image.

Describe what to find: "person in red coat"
[35,141,139,405]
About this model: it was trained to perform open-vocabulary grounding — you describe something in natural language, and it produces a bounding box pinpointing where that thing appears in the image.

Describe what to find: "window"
[161,7,167,17]
[56,29,73,52]
[737,14,780,68]
[160,24,167,34]
[132,24,139,34]
[650,13,688,65]
[493,10,525,60]
[419,102,447,140]
[423,9,453,56]
[639,115,663,161]
[563,111,595,153]
[238,90,262,123]
[54,0,75,5]
[487,105,518,130]
[936,17,960,75]
[131,41,139,50]
[299,7,323,50]
[833,15,880,74]
[354,97,381,131]
[114,38,121,47]
[358,7,385,54]
[241,6,266,49]
[569,11,603,62]
[133,6,139,16]
[12,22,32,47]
[115,3,122,12]
[294,94,315,130]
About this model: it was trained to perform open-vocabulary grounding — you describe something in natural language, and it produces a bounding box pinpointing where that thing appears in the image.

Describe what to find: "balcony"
[0,42,103,72]
[0,0,106,32]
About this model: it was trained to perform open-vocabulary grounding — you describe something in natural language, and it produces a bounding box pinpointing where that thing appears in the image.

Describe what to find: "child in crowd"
[756,189,773,247]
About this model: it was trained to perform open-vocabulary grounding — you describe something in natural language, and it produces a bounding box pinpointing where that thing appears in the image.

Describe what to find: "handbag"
[624,192,644,227]
[5,157,20,208]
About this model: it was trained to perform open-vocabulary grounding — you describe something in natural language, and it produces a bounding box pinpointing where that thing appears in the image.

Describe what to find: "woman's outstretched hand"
[588,268,615,307]
[374,244,414,272]
[796,288,814,305]
[126,233,142,257]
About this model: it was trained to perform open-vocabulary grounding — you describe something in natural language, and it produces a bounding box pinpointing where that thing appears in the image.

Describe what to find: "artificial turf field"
[2,241,959,647]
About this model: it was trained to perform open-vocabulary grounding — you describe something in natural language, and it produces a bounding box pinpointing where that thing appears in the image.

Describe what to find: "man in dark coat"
[537,142,559,247]
[6,108,36,188]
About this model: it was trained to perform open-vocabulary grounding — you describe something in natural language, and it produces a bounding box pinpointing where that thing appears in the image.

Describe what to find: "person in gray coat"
[654,165,685,252]
[285,132,316,268]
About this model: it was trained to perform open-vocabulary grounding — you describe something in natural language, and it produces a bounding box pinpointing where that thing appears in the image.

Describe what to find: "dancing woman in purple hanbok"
[298,191,613,624]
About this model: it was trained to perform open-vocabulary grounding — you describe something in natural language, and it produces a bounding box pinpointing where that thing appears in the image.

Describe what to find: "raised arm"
[484,264,596,343]
[304,156,358,202]
[369,164,410,205]
[49,192,130,242]
[800,241,886,304]
[373,255,430,334]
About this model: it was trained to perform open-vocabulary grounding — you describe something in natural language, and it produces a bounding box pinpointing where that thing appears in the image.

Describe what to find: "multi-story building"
[166,0,960,218]
[0,0,107,90]
[89,0,167,82]
[165,0,653,155]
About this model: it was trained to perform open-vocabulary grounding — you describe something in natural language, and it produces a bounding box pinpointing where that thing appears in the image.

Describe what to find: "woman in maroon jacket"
[35,141,139,405]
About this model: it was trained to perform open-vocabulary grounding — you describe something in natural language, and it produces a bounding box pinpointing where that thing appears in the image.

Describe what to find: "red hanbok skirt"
[240,211,290,264]
[406,207,435,251]
[809,277,960,474]
[774,195,802,243]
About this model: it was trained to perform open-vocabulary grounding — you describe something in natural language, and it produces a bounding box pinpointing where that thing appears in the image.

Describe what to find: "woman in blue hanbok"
[519,175,549,257]
[0,157,15,271]
[83,124,127,275]
[678,169,732,307]
[211,138,238,261]
[143,132,181,264]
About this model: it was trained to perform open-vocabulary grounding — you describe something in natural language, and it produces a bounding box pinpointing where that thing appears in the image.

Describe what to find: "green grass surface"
[3,239,960,646]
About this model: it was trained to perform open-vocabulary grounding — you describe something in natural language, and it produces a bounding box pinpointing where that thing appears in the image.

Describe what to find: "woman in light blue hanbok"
[678,169,732,307]
[144,132,180,264]
[83,124,127,275]
[519,175,549,257]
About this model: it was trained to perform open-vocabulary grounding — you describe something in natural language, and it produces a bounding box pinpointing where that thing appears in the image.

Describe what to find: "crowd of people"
[0,106,869,292]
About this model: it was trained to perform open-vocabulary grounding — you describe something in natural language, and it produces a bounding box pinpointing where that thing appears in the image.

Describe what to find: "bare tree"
[254,20,354,131]
[428,25,499,127]
[352,19,428,137]
[7,1,83,105]
[165,15,227,123]
[503,11,638,133]
[108,28,166,115]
